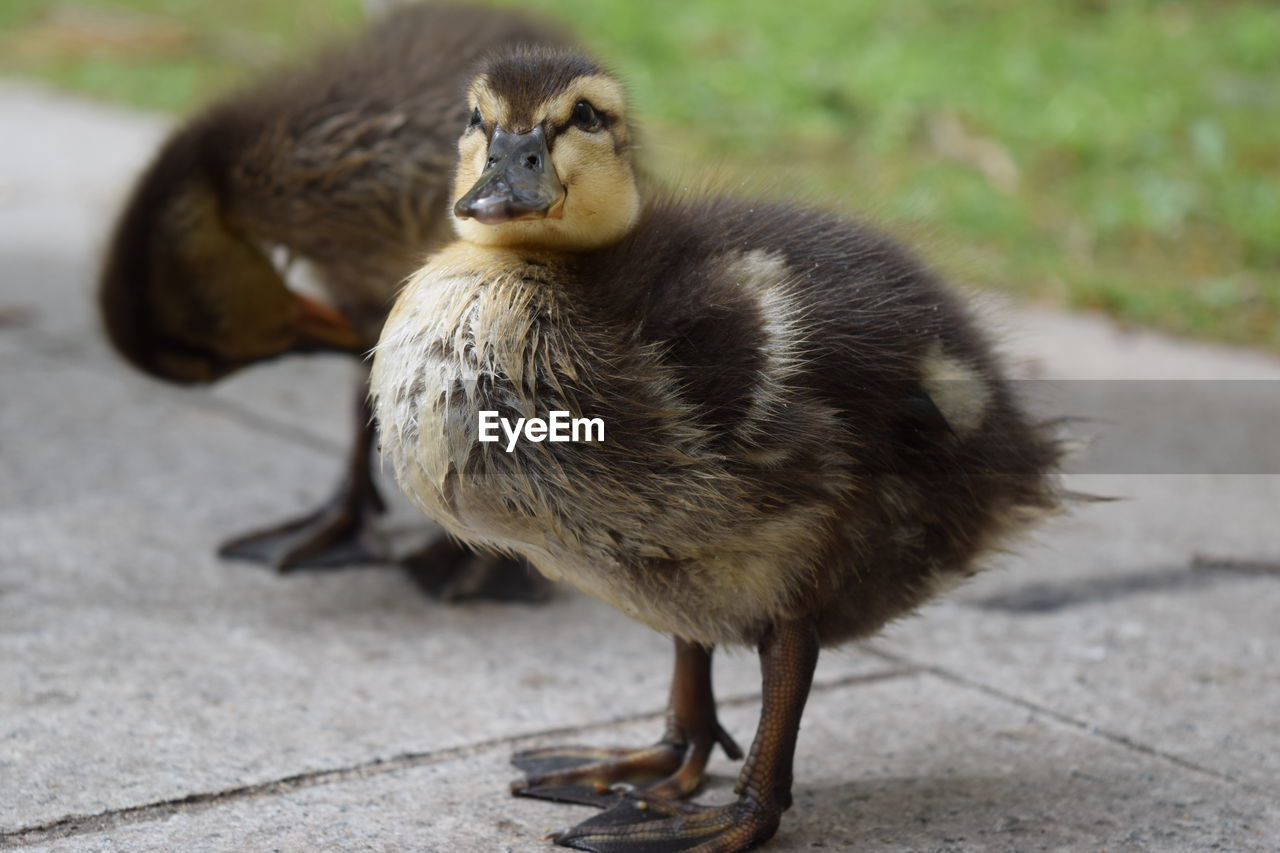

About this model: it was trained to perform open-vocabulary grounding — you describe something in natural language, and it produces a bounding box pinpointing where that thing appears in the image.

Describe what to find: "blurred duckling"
[99,3,573,599]
[371,48,1062,851]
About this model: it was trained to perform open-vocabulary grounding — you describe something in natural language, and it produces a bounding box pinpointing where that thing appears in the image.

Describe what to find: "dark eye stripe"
[547,102,610,137]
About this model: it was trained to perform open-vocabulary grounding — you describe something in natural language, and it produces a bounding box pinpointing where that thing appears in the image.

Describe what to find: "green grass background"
[3,0,1277,350]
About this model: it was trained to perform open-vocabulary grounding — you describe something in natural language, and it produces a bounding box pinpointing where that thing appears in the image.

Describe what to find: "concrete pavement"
[2,82,1277,852]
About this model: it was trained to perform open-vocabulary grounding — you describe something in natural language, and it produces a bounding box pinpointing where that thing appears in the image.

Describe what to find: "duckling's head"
[451,48,640,253]
[99,125,364,384]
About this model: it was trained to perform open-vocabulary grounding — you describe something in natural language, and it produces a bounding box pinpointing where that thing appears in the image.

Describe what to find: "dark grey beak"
[455,125,565,225]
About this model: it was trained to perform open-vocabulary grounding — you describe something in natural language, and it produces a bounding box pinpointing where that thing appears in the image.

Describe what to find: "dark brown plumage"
[560,196,1061,647]
[372,48,1062,851]
[96,3,573,592]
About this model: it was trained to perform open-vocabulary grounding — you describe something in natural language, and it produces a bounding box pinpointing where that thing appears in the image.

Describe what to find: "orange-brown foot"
[513,743,691,808]
[550,793,781,853]
[512,725,741,809]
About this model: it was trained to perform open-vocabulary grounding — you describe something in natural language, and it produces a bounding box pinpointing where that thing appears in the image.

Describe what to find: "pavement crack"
[0,665,916,848]
[859,643,1271,797]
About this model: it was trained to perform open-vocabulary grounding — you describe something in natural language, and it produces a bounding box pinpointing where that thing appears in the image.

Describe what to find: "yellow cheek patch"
[549,133,618,187]
[452,132,489,204]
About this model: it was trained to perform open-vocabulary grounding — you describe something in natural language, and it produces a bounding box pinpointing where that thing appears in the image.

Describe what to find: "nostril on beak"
[524,154,541,170]
[486,155,499,168]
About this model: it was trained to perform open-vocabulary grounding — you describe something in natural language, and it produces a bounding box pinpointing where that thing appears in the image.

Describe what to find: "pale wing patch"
[920,344,991,435]
[724,250,804,447]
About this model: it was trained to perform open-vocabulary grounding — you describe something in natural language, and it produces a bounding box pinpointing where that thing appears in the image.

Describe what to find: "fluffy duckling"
[99,4,572,597]
[371,48,1061,851]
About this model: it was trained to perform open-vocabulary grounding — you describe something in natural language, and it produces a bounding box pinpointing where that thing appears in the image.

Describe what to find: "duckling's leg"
[511,638,743,808]
[549,620,819,853]
[218,379,387,570]
[218,372,551,600]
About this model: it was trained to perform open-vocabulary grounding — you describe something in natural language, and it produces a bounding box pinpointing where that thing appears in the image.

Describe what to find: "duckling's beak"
[455,125,565,225]
[294,293,365,353]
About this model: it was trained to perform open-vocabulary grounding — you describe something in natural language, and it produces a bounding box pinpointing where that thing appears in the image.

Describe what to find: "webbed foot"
[533,620,818,853]
[218,488,385,570]
[512,735,733,808]
[220,380,387,571]
[550,793,780,853]
[512,639,741,807]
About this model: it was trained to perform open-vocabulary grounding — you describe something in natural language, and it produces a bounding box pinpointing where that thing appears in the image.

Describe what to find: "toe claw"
[713,722,743,762]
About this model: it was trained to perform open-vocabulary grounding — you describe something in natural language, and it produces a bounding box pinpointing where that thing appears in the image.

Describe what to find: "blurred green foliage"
[3,0,1277,349]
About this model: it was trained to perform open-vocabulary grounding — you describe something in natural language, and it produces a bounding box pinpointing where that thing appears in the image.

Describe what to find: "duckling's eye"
[468,107,483,129]
[571,100,602,132]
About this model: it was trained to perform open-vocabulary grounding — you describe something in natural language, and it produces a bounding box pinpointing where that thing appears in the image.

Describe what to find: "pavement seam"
[0,666,918,847]
[860,643,1271,797]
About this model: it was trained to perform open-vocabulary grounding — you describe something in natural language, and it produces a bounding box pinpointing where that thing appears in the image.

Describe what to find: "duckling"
[370,48,1062,851]
[98,3,574,598]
